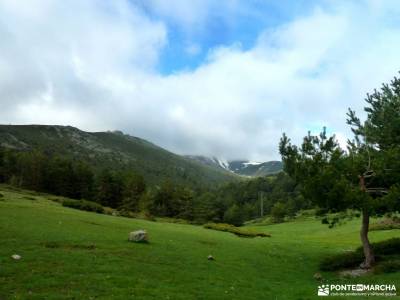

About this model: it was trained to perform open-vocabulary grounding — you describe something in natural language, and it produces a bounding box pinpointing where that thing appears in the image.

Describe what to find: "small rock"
[11,254,21,260]
[207,255,215,261]
[128,230,148,243]
[313,272,323,281]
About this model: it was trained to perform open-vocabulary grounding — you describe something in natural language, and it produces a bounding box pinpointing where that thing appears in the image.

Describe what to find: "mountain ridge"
[0,124,239,188]
[184,155,283,177]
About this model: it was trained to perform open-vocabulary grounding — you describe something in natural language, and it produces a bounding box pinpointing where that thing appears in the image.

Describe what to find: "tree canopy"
[279,74,400,268]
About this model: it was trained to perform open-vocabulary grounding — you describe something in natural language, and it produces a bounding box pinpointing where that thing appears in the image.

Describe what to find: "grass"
[0,185,399,300]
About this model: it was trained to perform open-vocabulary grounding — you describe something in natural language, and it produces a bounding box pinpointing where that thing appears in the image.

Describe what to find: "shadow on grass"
[320,238,400,274]
[41,241,96,250]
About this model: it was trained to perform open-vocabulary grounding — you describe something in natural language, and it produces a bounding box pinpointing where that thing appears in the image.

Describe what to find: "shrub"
[223,204,245,226]
[49,197,64,203]
[118,209,136,218]
[62,199,104,214]
[103,207,116,215]
[204,223,271,238]
[271,202,287,223]
[233,230,271,238]
[156,217,189,224]
[143,211,156,222]
[370,218,400,231]
[204,223,236,232]
[296,209,316,218]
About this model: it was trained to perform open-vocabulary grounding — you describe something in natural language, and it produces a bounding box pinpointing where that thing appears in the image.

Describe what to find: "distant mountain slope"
[184,156,230,170]
[0,125,238,188]
[228,160,283,176]
[186,156,283,177]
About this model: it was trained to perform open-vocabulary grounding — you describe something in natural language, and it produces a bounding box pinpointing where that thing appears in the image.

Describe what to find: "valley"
[1,185,399,299]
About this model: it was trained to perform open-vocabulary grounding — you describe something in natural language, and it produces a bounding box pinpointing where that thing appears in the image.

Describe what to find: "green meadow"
[0,185,399,300]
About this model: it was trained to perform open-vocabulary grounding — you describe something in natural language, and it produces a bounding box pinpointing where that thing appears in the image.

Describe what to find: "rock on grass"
[11,254,21,260]
[128,230,148,243]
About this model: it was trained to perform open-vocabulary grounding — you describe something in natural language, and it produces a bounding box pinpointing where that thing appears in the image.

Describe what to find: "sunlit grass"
[0,185,399,299]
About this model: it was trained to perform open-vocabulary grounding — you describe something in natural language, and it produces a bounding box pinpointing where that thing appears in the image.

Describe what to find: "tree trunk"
[360,209,375,269]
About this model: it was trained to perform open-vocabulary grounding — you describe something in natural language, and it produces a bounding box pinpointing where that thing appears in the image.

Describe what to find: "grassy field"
[0,185,399,300]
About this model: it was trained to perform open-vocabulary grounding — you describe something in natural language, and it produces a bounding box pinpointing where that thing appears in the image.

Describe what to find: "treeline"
[0,148,145,209]
[0,147,307,225]
[203,173,311,225]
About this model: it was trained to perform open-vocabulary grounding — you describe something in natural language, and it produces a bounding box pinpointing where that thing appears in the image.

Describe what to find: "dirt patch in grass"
[204,223,271,238]
[339,268,370,278]
[81,220,102,226]
[42,241,96,250]
[198,240,217,246]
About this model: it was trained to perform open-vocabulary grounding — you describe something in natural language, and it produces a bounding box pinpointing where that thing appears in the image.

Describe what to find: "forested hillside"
[0,125,237,189]
[0,125,306,225]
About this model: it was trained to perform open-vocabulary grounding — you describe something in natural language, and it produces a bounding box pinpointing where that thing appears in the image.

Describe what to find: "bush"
[143,211,157,222]
[103,207,116,215]
[49,196,65,203]
[62,199,104,214]
[117,209,136,218]
[223,204,245,226]
[370,218,400,231]
[204,223,271,238]
[296,209,316,218]
[271,202,287,223]
[204,223,236,232]
[321,217,329,224]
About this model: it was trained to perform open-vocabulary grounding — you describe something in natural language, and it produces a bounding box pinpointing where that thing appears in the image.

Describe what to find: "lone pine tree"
[279,74,400,268]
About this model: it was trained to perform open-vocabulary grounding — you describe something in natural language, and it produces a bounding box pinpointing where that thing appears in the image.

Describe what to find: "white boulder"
[128,230,148,243]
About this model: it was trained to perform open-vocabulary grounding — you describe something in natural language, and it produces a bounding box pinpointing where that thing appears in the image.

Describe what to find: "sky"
[1,0,400,161]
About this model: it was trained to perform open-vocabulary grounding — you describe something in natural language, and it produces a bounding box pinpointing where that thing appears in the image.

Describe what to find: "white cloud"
[145,0,213,27]
[1,1,400,160]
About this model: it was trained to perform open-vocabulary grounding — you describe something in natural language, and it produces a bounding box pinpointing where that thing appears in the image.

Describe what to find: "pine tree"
[279,74,400,268]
